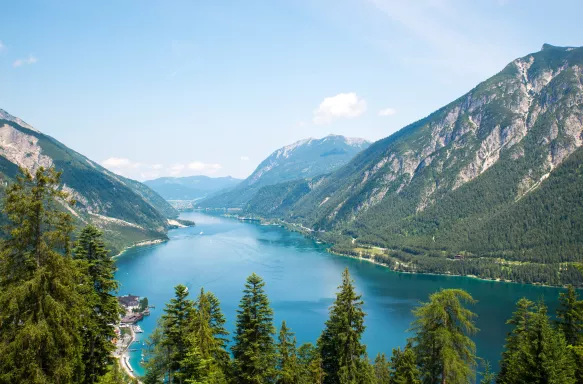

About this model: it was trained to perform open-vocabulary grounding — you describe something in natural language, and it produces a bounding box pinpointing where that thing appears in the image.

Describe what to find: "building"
[121,313,144,324]
[118,294,140,309]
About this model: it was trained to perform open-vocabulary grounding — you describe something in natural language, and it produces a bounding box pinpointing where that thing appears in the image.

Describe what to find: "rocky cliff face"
[0,110,178,253]
[286,45,583,230]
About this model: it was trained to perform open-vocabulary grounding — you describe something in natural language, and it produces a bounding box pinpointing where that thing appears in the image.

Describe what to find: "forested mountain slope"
[244,44,583,284]
[200,134,370,208]
[0,108,178,253]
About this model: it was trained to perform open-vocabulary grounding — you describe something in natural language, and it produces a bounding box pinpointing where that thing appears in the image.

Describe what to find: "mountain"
[200,134,370,208]
[244,44,583,285]
[0,108,178,253]
[144,175,241,201]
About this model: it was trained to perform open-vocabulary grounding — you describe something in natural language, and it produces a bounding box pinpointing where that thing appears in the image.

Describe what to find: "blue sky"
[1,0,581,180]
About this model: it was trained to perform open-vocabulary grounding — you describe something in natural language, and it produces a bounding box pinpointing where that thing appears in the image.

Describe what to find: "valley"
[3,2,583,382]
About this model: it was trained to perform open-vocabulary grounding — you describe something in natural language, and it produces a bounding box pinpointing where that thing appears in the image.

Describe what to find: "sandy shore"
[115,325,141,383]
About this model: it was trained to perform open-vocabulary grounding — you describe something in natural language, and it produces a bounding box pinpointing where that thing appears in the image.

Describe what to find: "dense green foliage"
[497,299,576,383]
[74,225,125,384]
[319,268,369,384]
[409,289,478,384]
[0,168,121,384]
[232,273,277,383]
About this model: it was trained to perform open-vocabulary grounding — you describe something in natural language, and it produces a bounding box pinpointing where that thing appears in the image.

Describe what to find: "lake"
[114,211,568,378]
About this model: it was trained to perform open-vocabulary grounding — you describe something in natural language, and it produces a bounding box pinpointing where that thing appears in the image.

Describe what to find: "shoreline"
[327,248,572,289]
[113,238,168,259]
[214,212,575,289]
[115,325,142,383]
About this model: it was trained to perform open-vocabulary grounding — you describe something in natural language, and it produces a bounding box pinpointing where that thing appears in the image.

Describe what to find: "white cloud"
[169,164,185,176]
[102,157,222,180]
[298,121,307,127]
[240,156,249,161]
[313,92,367,125]
[13,55,37,68]
[378,107,397,116]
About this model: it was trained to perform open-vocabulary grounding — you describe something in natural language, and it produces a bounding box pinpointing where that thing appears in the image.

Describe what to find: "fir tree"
[193,289,230,368]
[277,321,299,384]
[143,326,172,384]
[162,284,194,383]
[179,333,209,384]
[232,273,276,383]
[74,225,124,384]
[297,343,325,384]
[496,298,534,383]
[0,167,84,384]
[390,345,421,384]
[409,289,478,384]
[319,268,368,384]
[497,299,576,384]
[373,353,391,383]
[479,361,495,384]
[556,285,583,346]
[189,288,229,383]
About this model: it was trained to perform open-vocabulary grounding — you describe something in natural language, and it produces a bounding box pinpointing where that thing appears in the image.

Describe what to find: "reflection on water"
[115,211,568,377]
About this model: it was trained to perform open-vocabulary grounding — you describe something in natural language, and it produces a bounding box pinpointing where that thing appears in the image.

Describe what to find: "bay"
[114,211,568,378]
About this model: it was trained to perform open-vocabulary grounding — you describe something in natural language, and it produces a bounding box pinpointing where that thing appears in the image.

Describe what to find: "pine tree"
[189,288,229,383]
[232,273,276,383]
[497,298,534,383]
[528,302,575,383]
[0,167,85,384]
[479,361,495,384]
[297,343,325,384]
[390,345,421,384]
[497,299,576,384]
[143,326,172,383]
[556,285,583,346]
[319,268,368,384]
[277,321,299,384]
[373,353,391,383]
[74,225,124,384]
[179,333,209,384]
[193,289,230,367]
[409,289,478,384]
[162,284,194,383]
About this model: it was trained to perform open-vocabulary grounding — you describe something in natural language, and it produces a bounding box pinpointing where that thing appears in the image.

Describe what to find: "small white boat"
[134,325,144,333]
[199,231,203,235]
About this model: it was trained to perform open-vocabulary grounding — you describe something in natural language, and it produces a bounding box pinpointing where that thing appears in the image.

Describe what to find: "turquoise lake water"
[114,211,569,378]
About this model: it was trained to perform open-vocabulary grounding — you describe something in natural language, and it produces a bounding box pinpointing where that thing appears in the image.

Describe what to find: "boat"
[134,325,144,333]
[199,231,203,235]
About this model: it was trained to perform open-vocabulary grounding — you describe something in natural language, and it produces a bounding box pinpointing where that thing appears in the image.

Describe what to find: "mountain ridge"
[199,134,371,208]
[0,109,178,253]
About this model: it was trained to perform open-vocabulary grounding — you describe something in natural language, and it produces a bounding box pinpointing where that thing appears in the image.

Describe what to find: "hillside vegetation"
[244,45,583,285]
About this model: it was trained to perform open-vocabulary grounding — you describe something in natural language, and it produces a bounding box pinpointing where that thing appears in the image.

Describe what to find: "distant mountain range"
[144,175,241,201]
[0,108,177,254]
[199,135,370,208]
[241,44,583,285]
